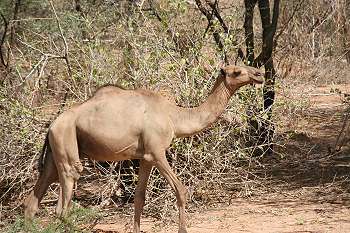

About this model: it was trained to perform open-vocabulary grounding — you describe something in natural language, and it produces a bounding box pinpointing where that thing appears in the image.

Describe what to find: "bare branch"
[194,0,211,19]
[149,0,183,55]
[334,106,350,152]
[205,0,228,33]
[49,0,72,76]
[194,0,228,64]
[0,12,8,68]
[274,0,304,44]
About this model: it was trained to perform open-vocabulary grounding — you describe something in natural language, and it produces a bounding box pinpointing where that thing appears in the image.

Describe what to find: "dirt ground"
[93,199,350,233]
[91,84,350,233]
[5,82,347,233]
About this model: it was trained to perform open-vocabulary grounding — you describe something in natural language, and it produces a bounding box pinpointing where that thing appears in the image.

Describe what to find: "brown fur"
[24,65,263,233]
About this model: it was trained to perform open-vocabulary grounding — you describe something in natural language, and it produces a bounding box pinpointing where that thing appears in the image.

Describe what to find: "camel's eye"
[220,68,226,76]
[233,70,241,77]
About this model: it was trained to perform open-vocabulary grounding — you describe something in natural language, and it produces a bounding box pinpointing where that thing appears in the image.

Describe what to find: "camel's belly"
[78,135,144,161]
[75,96,145,161]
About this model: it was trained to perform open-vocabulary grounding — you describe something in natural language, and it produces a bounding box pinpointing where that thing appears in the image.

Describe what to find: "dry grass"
[1,0,350,230]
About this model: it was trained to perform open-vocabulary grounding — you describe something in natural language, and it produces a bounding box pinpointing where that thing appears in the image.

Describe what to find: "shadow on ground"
[260,104,350,207]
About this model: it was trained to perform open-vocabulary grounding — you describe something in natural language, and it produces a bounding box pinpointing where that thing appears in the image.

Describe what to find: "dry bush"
[276,0,350,81]
[0,0,268,222]
[0,0,348,226]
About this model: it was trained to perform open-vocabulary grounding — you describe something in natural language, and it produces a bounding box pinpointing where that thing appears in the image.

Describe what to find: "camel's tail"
[38,132,51,176]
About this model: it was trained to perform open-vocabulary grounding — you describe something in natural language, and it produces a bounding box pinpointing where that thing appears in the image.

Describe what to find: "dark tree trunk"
[244,0,258,65]
[258,0,279,154]
[258,0,279,112]
[243,0,280,155]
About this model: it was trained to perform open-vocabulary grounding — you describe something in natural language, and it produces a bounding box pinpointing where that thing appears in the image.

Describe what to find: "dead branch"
[149,0,183,55]
[7,0,21,68]
[0,0,21,69]
[274,0,304,45]
[0,12,8,68]
[195,0,228,64]
[49,0,72,76]
[205,0,228,33]
[333,105,350,152]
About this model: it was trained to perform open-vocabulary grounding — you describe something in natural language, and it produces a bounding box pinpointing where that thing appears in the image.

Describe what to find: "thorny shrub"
[0,0,349,225]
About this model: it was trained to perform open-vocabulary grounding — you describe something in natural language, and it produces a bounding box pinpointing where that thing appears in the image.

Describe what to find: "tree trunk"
[258,0,279,112]
[244,0,258,65]
[258,0,279,155]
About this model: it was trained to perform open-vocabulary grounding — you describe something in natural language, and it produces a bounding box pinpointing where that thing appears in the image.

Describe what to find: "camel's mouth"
[251,72,264,84]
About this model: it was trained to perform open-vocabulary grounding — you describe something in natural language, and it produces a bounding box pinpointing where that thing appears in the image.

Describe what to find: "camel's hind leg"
[133,160,153,233]
[49,128,83,217]
[154,152,188,233]
[24,151,58,220]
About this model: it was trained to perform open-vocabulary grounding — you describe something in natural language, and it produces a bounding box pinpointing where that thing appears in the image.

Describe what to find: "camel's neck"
[169,77,235,137]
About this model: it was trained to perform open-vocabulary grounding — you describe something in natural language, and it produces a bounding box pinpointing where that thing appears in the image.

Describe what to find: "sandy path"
[93,198,350,233]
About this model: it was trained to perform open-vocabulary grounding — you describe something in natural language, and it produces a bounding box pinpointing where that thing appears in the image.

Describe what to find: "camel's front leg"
[154,153,188,233]
[133,159,153,233]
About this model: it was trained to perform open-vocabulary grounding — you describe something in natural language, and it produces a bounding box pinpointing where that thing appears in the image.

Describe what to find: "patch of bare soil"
[93,83,350,233]
[93,198,350,233]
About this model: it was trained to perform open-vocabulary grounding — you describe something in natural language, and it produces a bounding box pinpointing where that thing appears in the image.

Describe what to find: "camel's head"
[220,65,264,92]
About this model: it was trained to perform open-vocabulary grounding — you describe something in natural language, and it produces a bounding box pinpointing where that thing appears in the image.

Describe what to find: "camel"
[24,65,263,233]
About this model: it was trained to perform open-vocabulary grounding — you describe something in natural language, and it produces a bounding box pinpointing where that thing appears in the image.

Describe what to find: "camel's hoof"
[24,209,36,223]
[178,229,188,233]
[24,217,33,225]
